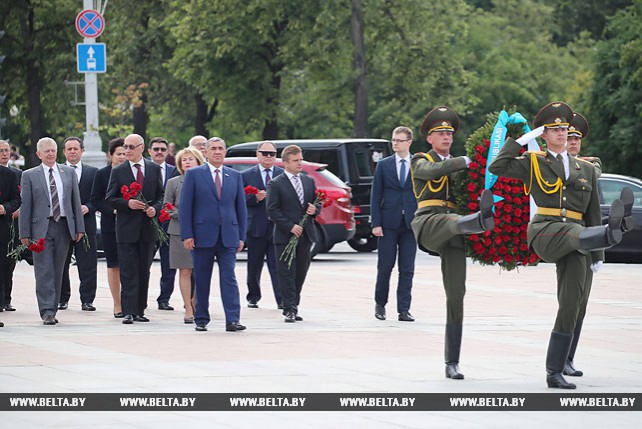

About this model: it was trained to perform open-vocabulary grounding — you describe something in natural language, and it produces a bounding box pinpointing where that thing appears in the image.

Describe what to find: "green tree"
[586,0,642,176]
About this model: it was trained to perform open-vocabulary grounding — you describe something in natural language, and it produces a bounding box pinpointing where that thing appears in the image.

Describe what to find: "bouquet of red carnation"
[7,238,45,261]
[279,189,330,269]
[244,185,259,195]
[159,202,175,223]
[121,182,169,245]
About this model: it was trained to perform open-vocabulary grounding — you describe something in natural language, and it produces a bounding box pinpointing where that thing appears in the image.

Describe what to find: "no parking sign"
[75,9,105,38]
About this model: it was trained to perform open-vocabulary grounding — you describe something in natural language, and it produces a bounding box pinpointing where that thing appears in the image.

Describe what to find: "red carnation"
[469,161,479,170]
[467,202,478,211]
[514,208,522,218]
[164,202,175,211]
[483,238,492,247]
[470,234,479,242]
[492,255,501,263]
[159,209,171,223]
[244,185,259,195]
[470,172,478,180]
[494,236,503,245]
[475,153,484,162]
[504,254,514,263]
[499,246,508,255]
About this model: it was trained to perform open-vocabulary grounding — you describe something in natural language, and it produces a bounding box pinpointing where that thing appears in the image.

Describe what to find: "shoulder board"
[575,157,594,165]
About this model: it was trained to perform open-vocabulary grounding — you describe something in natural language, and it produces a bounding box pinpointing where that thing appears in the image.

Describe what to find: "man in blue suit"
[371,126,418,322]
[148,137,178,311]
[242,141,283,309]
[180,137,247,332]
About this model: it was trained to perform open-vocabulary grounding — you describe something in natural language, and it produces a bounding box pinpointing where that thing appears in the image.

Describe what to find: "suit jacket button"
[563,186,567,190]
[560,208,567,216]
[562,218,567,222]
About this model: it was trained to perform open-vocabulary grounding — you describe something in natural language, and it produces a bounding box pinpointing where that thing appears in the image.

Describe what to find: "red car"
[223,157,356,256]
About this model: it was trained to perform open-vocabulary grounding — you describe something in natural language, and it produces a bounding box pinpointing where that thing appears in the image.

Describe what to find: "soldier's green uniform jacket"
[410,149,469,252]
[488,137,604,263]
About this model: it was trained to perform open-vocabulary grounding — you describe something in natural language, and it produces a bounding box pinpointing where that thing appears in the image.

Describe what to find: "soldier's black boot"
[546,331,576,389]
[456,189,495,234]
[564,320,584,377]
[620,187,634,232]
[578,199,624,250]
[445,323,464,380]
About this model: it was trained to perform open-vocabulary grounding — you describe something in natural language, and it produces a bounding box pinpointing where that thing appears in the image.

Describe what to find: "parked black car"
[598,173,642,262]
[226,139,392,252]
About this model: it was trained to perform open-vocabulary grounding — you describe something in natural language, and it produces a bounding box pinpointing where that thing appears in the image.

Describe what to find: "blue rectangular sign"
[77,43,106,73]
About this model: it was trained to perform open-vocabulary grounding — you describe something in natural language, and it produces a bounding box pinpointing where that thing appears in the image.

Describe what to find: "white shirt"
[129,159,145,179]
[394,154,411,182]
[66,161,82,182]
[547,149,570,180]
[41,164,66,217]
[207,163,224,187]
[158,161,167,185]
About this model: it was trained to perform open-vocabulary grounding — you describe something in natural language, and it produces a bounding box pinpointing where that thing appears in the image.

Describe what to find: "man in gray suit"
[19,137,85,325]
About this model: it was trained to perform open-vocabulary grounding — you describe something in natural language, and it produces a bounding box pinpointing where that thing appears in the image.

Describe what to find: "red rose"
[483,238,491,247]
[494,236,502,245]
[467,202,478,211]
[480,158,487,167]
[475,153,484,162]
[504,254,514,263]
[492,255,501,263]
[499,246,508,255]
[472,242,483,253]
[470,172,478,180]
[469,161,479,170]
[470,234,479,242]
[514,208,522,218]
[466,183,477,192]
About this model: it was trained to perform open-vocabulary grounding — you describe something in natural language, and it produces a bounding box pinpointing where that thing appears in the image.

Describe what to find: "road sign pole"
[80,0,106,167]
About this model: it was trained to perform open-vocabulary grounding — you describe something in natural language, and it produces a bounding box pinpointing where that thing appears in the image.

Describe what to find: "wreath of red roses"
[453,112,540,271]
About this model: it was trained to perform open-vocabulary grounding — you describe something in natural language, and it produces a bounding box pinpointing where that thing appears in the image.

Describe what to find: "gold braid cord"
[411,153,449,200]
[523,152,563,205]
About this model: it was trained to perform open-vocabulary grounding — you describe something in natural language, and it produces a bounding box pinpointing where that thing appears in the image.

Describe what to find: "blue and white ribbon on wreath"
[485,110,533,204]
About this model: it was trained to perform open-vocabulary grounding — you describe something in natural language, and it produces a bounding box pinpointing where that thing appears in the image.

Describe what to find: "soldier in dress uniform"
[489,101,633,389]
[410,106,495,380]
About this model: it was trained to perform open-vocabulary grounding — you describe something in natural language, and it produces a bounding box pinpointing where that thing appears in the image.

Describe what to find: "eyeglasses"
[0,149,10,153]
[259,151,277,157]
[152,147,167,152]
[124,144,143,150]
[391,139,411,143]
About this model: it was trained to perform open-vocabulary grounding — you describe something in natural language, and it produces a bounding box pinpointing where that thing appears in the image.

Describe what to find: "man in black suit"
[267,145,323,323]
[106,134,164,324]
[242,141,283,309]
[0,140,22,315]
[0,152,21,326]
[59,137,99,311]
[147,136,177,311]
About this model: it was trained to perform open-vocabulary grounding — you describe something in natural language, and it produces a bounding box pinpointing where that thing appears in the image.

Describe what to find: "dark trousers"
[374,223,416,313]
[192,237,241,325]
[554,251,589,333]
[117,241,155,316]
[275,236,312,314]
[246,234,281,304]
[0,238,16,307]
[156,240,176,304]
[439,235,467,324]
[60,232,98,304]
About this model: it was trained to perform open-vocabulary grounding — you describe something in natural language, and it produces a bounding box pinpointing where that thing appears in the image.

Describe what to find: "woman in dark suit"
[164,147,204,323]
[90,138,126,317]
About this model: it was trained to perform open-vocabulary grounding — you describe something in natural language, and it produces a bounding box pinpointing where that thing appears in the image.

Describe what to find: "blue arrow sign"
[77,43,106,73]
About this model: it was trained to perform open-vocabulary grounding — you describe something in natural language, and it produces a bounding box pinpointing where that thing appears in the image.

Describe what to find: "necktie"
[293,175,304,205]
[135,163,144,185]
[556,154,568,179]
[71,164,80,182]
[49,168,61,222]
[265,168,271,186]
[214,169,222,199]
[399,159,406,187]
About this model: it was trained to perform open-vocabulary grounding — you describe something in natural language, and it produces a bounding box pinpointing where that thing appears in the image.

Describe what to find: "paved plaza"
[1,243,641,427]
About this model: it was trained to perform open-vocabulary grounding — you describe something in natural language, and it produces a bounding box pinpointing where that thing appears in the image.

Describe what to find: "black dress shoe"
[375,304,386,320]
[247,301,259,308]
[43,315,56,325]
[122,315,134,324]
[184,316,194,324]
[547,372,576,389]
[58,302,68,310]
[226,322,246,332]
[0,307,3,312]
[195,324,208,331]
[398,312,415,322]
[295,315,303,321]
[3,305,16,311]
[82,303,96,311]
[277,303,284,310]
[158,302,174,311]
[134,315,150,322]
[113,312,124,318]
[284,311,296,323]
[54,318,59,324]
[0,321,4,327]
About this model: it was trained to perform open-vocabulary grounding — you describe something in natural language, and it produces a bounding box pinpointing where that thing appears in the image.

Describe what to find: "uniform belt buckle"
[560,208,567,216]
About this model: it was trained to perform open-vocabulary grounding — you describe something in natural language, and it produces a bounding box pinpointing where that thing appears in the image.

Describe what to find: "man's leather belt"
[418,199,457,209]
[537,207,583,220]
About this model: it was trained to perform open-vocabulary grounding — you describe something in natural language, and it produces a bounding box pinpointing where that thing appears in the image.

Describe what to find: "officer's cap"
[533,102,573,129]
[420,106,460,137]
[567,112,589,139]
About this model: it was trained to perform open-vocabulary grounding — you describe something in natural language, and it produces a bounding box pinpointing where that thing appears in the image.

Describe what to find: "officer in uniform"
[410,106,495,380]
[488,101,633,389]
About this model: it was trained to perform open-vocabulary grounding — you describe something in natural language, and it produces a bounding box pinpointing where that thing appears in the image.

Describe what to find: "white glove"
[462,156,472,167]
[516,126,545,146]
[590,260,603,273]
